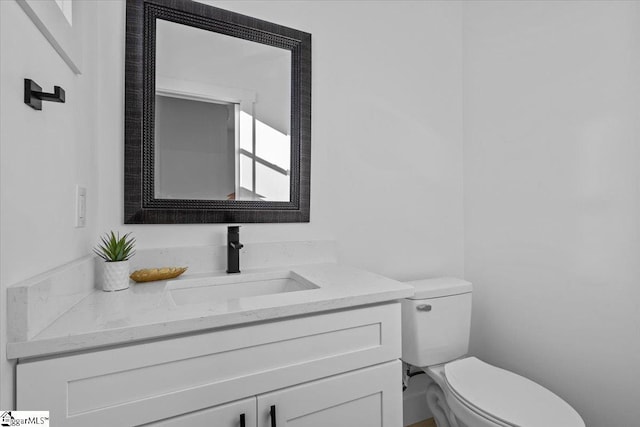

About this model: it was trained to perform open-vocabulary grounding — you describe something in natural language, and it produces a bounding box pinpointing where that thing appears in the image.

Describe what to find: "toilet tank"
[401,277,472,367]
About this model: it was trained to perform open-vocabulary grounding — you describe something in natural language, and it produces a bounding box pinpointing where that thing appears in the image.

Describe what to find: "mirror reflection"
[154,19,292,202]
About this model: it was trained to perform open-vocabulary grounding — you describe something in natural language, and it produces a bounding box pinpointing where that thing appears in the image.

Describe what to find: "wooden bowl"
[130,267,188,283]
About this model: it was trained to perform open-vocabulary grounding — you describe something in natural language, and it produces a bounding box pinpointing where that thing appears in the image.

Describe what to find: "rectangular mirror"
[125,0,311,223]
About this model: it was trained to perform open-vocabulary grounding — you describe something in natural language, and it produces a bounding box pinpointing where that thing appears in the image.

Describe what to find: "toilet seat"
[443,357,585,427]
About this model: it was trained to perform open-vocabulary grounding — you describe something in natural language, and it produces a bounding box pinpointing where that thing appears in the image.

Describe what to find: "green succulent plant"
[93,232,136,262]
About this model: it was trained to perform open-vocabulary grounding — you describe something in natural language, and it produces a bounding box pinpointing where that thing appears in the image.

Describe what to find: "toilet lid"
[444,357,585,427]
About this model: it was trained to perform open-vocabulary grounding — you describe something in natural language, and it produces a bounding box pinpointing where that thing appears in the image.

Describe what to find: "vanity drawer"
[17,302,400,427]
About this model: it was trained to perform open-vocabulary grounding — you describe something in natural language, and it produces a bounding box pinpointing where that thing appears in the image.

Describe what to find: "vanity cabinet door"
[141,396,256,427]
[257,360,402,427]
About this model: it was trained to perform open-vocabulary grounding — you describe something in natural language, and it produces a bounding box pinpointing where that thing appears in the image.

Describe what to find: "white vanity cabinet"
[16,303,403,427]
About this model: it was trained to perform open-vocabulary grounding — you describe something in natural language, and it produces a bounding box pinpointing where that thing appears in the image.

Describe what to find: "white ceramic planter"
[102,260,130,292]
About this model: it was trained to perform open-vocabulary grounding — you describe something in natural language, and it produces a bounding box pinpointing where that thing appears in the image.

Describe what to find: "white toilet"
[401,277,585,427]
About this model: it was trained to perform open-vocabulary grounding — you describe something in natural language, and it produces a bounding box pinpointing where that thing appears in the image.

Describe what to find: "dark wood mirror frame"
[124,0,311,223]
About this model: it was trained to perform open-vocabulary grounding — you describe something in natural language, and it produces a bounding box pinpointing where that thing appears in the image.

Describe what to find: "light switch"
[75,185,86,228]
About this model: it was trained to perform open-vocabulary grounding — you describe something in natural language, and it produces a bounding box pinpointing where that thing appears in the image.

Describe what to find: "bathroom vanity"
[9,264,413,426]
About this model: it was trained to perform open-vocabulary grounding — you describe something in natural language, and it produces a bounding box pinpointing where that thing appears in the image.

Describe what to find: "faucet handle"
[230,241,244,250]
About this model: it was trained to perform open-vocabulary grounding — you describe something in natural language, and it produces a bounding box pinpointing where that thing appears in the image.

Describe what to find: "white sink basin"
[167,271,319,306]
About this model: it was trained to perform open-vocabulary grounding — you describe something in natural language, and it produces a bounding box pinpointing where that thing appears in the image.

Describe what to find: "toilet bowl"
[401,278,585,427]
[425,358,584,427]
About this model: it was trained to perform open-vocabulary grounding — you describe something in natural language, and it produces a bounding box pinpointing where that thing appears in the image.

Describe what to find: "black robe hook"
[24,79,65,110]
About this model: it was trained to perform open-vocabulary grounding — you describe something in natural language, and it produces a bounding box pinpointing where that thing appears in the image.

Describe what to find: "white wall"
[96,0,464,280]
[0,0,100,408]
[463,2,640,426]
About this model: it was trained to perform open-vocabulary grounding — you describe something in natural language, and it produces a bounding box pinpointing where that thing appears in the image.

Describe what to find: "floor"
[408,419,437,427]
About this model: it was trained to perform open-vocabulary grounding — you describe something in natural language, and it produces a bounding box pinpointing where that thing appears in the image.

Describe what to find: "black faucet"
[226,226,244,274]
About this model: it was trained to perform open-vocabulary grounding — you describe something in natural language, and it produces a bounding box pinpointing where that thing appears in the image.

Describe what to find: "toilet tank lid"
[404,277,472,299]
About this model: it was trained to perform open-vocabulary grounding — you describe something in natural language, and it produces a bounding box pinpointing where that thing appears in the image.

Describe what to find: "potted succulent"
[94,231,135,291]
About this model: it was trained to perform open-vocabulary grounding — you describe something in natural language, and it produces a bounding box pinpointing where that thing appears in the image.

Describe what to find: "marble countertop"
[7,263,414,360]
